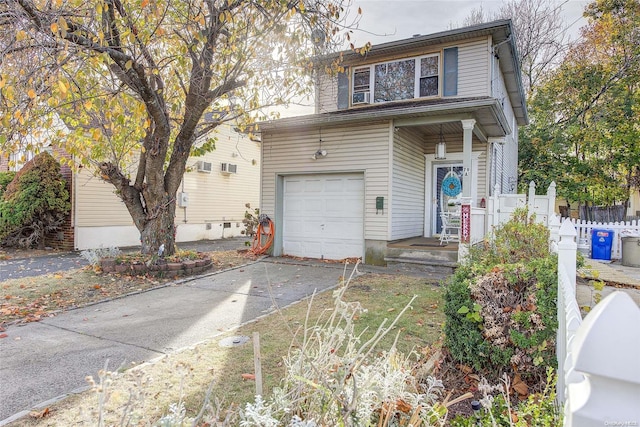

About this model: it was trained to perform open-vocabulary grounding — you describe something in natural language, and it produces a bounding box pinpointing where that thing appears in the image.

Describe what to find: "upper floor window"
[419,56,439,97]
[337,47,457,109]
[351,54,439,105]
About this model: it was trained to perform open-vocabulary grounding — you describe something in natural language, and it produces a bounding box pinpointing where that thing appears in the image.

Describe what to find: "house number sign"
[460,204,471,243]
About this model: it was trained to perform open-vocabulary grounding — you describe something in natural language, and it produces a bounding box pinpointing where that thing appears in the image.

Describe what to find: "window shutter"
[337,67,349,109]
[443,47,458,96]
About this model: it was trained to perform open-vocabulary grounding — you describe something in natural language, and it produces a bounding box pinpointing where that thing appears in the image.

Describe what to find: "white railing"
[553,217,640,425]
[570,218,640,259]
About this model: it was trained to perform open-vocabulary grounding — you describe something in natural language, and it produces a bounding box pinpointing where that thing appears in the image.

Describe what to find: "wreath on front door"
[442,174,462,197]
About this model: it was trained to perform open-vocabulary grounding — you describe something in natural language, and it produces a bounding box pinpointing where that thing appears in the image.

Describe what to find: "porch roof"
[258,96,510,140]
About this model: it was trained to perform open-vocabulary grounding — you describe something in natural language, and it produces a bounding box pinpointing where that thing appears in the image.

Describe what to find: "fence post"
[558,219,577,291]
[557,219,577,404]
[547,181,556,224]
[528,181,536,214]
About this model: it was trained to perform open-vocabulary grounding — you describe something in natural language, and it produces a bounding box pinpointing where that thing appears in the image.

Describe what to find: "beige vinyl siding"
[492,54,516,129]
[391,127,426,239]
[75,125,260,227]
[181,125,260,223]
[261,122,391,240]
[490,54,519,194]
[458,37,490,97]
[75,168,133,226]
[316,73,338,114]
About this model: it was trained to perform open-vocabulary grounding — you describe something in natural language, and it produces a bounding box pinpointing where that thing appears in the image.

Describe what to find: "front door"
[432,164,463,235]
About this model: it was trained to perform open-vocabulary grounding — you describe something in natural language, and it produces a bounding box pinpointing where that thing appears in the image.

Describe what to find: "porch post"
[461,119,476,200]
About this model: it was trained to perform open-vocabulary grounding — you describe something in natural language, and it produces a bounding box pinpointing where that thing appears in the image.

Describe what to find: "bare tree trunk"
[139,197,177,255]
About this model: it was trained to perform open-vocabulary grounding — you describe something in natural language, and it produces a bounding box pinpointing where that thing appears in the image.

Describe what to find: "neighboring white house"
[258,20,528,265]
[73,123,260,250]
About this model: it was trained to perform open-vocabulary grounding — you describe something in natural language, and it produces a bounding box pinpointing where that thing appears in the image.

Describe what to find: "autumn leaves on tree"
[0,0,362,254]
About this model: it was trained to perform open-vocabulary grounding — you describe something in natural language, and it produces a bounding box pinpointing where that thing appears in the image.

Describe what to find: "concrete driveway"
[0,259,348,423]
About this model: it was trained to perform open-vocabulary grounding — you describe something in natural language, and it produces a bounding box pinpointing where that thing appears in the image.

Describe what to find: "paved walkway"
[577,259,640,308]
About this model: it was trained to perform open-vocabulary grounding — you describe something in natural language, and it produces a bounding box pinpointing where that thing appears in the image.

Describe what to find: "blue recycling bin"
[591,229,614,260]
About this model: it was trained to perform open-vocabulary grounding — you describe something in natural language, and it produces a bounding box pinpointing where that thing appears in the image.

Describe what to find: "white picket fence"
[551,216,640,425]
[486,181,557,230]
[571,218,640,259]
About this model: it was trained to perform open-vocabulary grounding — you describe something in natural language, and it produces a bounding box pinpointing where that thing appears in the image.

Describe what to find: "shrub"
[241,203,260,245]
[444,208,557,385]
[0,152,71,248]
[0,171,16,197]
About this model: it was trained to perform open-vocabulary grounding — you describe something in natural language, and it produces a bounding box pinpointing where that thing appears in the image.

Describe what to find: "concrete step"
[386,246,458,264]
[383,257,456,277]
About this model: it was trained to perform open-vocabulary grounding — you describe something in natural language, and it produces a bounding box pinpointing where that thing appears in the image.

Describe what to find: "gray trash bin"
[621,236,640,267]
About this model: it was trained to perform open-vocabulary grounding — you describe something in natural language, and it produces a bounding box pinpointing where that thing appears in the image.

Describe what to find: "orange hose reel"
[250,215,274,255]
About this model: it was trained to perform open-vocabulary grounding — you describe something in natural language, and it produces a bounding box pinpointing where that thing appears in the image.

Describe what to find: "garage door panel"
[324,179,347,192]
[323,222,361,239]
[304,199,323,212]
[304,180,323,192]
[286,180,305,193]
[283,174,364,260]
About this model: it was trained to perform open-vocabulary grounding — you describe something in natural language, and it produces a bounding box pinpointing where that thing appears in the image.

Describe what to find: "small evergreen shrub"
[444,208,557,384]
[0,171,16,197]
[0,152,71,248]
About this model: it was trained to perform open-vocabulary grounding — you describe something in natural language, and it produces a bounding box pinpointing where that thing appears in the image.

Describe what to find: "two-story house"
[258,20,528,265]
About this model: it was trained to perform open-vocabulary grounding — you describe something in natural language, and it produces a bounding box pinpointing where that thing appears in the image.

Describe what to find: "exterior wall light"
[312,149,327,160]
[435,124,447,159]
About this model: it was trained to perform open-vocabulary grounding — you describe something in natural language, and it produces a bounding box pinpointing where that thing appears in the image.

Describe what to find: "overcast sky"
[347,0,590,45]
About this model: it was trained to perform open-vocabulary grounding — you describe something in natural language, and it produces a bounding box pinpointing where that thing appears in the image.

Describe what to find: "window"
[353,67,370,94]
[350,53,441,105]
[419,56,439,97]
[374,59,415,102]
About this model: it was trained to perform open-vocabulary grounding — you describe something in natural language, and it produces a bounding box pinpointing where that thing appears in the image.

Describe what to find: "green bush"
[450,369,561,427]
[444,208,557,383]
[0,152,70,248]
[0,171,16,197]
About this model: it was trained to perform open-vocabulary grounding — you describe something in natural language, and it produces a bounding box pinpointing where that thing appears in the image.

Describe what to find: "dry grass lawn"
[6,271,445,426]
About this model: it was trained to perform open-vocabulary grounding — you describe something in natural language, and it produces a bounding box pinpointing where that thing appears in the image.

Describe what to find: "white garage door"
[283,174,364,260]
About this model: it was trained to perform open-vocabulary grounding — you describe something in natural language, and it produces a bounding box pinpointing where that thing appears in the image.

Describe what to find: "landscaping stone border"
[100,256,213,277]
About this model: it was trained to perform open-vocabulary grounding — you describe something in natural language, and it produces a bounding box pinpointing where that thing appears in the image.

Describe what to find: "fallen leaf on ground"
[457,364,473,374]
[512,374,529,396]
[29,407,50,418]
[241,373,256,381]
